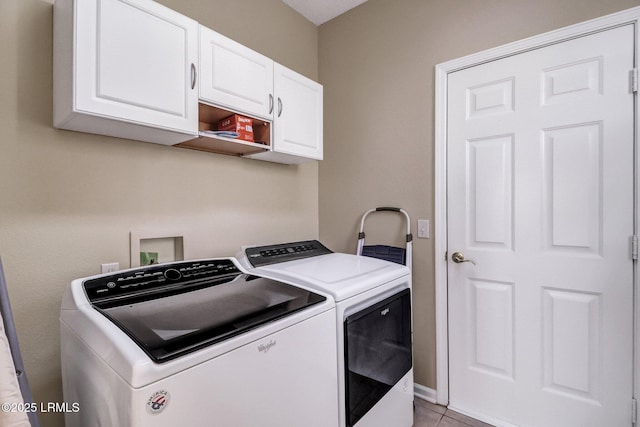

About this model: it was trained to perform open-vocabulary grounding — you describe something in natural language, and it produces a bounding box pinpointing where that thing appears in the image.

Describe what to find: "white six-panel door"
[447,24,634,426]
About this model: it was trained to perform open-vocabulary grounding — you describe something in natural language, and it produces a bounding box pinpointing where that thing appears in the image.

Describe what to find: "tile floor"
[413,398,494,427]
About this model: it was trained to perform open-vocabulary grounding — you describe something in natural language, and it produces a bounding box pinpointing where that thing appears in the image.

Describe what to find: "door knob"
[451,252,476,265]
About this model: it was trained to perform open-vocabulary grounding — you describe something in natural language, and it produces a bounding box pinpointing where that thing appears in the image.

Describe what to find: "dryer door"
[344,289,412,426]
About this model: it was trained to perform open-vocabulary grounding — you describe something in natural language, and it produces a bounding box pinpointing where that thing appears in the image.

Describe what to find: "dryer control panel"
[244,240,332,267]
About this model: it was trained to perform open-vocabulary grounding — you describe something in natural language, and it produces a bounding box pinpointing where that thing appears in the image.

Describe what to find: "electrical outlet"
[101,262,120,274]
[417,219,430,239]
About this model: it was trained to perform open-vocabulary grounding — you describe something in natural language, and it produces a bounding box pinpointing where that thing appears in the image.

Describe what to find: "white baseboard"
[413,383,437,403]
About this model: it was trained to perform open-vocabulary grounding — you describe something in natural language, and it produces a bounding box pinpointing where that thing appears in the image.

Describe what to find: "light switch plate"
[417,219,429,239]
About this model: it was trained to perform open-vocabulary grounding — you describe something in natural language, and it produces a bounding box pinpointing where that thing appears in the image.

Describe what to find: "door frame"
[434,6,640,407]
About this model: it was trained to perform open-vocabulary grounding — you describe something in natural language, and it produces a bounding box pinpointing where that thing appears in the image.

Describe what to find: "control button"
[164,268,182,281]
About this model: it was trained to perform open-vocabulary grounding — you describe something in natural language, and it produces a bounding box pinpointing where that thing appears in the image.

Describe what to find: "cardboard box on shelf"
[217,114,254,142]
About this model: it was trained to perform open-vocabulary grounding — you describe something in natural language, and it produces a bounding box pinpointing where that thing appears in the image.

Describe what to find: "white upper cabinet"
[199,26,274,120]
[263,63,323,163]
[198,27,323,163]
[54,0,198,145]
[53,0,322,162]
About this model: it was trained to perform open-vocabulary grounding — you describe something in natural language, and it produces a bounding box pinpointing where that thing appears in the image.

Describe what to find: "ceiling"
[281,0,368,26]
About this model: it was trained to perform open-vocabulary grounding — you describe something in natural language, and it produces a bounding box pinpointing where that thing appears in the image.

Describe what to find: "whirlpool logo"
[258,339,276,353]
[381,307,390,316]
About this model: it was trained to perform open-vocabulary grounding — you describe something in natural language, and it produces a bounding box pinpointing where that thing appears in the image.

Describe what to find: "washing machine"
[60,258,339,427]
[237,240,414,427]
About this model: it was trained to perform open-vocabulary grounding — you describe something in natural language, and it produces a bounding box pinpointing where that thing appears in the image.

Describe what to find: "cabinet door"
[74,0,198,136]
[199,26,274,120]
[273,63,323,160]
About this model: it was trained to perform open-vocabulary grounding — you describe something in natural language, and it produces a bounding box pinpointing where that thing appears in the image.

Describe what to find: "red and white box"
[217,114,254,142]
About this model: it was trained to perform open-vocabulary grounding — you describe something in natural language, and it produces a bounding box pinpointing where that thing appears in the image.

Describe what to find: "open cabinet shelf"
[177,103,271,156]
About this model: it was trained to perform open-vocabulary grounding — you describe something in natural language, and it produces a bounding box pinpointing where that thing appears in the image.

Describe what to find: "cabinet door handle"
[269,94,274,114]
[190,63,197,90]
[277,97,283,117]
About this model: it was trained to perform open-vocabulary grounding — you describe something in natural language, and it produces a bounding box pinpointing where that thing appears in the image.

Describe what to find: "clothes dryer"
[237,241,413,427]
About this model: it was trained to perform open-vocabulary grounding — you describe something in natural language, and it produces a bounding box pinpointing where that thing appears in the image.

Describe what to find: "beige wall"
[0,1,317,426]
[318,0,640,390]
[5,0,640,425]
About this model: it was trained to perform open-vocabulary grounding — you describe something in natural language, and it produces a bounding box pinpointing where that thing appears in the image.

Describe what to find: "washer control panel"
[244,240,332,267]
[83,259,240,305]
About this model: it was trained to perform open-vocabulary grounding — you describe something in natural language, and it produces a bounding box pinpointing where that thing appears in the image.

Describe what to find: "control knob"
[163,268,182,281]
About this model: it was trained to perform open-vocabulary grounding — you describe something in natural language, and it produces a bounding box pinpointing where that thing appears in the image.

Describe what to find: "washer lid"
[254,253,409,301]
[88,271,326,363]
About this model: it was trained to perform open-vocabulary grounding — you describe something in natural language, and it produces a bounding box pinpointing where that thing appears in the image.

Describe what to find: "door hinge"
[632,397,637,425]
[632,236,638,261]
[631,68,639,93]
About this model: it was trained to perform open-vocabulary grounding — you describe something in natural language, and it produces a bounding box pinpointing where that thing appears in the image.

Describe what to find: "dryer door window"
[344,289,412,426]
